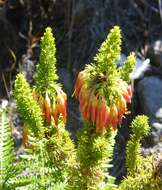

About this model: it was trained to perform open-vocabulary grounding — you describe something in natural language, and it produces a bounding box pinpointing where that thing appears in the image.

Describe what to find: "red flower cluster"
[74,71,132,133]
[33,89,67,125]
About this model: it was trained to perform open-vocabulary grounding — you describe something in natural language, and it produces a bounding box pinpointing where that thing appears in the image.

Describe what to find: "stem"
[75,122,116,190]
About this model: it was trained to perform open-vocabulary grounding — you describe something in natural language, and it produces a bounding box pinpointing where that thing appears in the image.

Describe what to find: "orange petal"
[99,99,108,127]
[96,108,101,133]
[83,92,94,120]
[56,91,67,123]
[79,95,89,119]
[39,95,45,119]
[90,95,98,124]
[104,106,110,129]
[121,82,131,103]
[74,70,86,97]
[127,85,132,97]
[116,96,127,123]
[81,101,89,120]
[78,84,88,102]
[51,103,59,126]
[109,105,119,130]
[45,93,52,125]
[95,99,106,134]
[78,86,90,116]
[127,85,132,103]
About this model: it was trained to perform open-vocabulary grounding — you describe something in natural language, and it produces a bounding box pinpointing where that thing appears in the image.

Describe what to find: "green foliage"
[0,106,29,190]
[131,115,150,138]
[94,26,121,74]
[70,123,117,190]
[118,115,162,190]
[126,115,149,175]
[85,26,122,100]
[14,27,76,189]
[85,26,135,106]
[14,73,43,138]
[45,128,76,175]
[0,107,14,190]
[10,26,161,190]
[34,27,59,97]
[10,126,75,190]
[18,137,69,189]
[118,159,162,190]
[70,25,135,189]
[119,53,136,82]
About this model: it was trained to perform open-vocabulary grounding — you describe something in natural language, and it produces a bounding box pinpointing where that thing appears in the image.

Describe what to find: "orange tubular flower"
[78,84,89,102]
[109,105,118,130]
[80,100,89,120]
[95,105,102,133]
[121,82,132,103]
[51,103,59,126]
[122,91,130,103]
[95,100,105,133]
[32,88,67,126]
[56,89,67,123]
[78,85,90,110]
[74,71,86,97]
[39,95,45,119]
[90,95,98,125]
[127,85,132,96]
[127,85,132,103]
[81,91,92,120]
[99,98,109,127]
[45,93,52,125]
[104,106,110,128]
[79,94,89,120]
[74,68,133,133]
[116,96,127,123]
[85,101,92,120]
[95,102,106,134]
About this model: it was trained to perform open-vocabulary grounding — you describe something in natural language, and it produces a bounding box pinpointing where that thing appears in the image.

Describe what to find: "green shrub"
[0,26,160,190]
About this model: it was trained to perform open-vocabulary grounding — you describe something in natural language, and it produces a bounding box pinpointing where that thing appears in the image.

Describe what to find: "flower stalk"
[72,26,136,189]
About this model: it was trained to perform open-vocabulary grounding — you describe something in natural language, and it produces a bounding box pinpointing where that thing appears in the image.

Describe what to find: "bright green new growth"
[95,26,121,74]
[85,26,135,105]
[45,128,76,186]
[14,73,43,138]
[118,115,162,190]
[34,27,59,97]
[119,53,136,82]
[126,115,149,175]
[131,115,150,139]
[73,124,117,190]
[73,26,136,189]
[14,27,76,189]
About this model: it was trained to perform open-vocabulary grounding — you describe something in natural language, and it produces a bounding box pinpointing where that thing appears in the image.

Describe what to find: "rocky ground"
[0,0,162,183]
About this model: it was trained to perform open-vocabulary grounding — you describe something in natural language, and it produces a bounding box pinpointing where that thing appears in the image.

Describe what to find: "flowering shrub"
[69,26,136,189]
[0,26,161,190]
[74,61,132,133]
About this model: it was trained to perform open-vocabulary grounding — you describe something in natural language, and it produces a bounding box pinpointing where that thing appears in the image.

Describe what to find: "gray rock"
[147,39,162,68]
[142,143,162,156]
[137,76,162,146]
